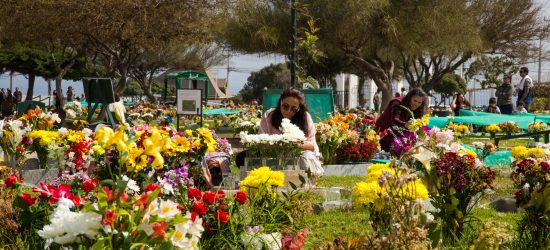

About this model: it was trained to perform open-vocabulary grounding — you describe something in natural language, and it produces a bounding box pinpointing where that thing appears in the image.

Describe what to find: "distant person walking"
[495,74,514,114]
[517,67,533,110]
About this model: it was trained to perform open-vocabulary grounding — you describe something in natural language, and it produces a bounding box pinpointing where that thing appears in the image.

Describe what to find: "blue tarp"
[428,110,550,129]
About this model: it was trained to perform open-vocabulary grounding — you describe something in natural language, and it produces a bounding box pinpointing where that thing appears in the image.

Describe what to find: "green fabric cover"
[203,108,242,115]
[428,109,550,129]
[262,88,335,122]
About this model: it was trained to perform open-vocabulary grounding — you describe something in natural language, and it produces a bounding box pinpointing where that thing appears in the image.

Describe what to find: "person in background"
[375,88,429,152]
[251,98,258,106]
[53,90,62,111]
[373,92,380,112]
[485,97,501,114]
[513,101,528,114]
[66,86,74,102]
[495,74,514,114]
[517,67,533,110]
[401,87,407,96]
[450,93,471,116]
[14,87,22,104]
[2,90,14,118]
[395,92,401,97]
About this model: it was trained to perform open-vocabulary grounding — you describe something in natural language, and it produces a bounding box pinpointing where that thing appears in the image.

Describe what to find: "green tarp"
[428,110,550,129]
[203,108,242,115]
[262,88,335,122]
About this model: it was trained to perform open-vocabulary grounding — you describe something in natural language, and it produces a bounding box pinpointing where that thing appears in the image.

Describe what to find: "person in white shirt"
[517,67,533,110]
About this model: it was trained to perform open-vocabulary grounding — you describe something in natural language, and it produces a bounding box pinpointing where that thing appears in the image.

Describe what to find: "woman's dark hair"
[270,88,309,135]
[489,97,497,104]
[401,88,428,118]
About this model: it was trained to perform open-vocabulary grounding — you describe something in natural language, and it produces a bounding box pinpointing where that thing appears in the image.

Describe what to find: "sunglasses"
[281,103,300,113]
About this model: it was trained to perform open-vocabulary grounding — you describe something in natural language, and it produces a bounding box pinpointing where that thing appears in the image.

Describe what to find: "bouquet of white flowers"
[240,118,305,158]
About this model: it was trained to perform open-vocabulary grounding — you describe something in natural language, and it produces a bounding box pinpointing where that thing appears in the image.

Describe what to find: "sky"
[1,1,550,97]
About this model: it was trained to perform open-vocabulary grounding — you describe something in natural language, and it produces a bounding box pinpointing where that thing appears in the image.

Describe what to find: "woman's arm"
[303,112,318,152]
[390,101,407,127]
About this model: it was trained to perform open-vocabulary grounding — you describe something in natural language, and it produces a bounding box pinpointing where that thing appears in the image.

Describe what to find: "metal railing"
[32,95,51,107]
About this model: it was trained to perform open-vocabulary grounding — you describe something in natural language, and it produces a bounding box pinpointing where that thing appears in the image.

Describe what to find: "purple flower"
[162,165,193,190]
[391,132,417,155]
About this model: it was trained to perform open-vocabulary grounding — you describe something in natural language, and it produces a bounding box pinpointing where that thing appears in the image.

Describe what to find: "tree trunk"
[115,66,128,97]
[358,75,365,108]
[143,87,157,103]
[25,74,35,101]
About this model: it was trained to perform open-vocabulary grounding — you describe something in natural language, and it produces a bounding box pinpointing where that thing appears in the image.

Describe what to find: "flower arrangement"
[336,130,379,162]
[391,131,417,156]
[510,146,547,160]
[472,141,497,162]
[353,163,428,210]
[24,130,60,168]
[0,119,31,168]
[240,118,305,158]
[527,122,547,133]
[64,101,83,119]
[406,114,430,132]
[499,121,520,134]
[510,158,550,247]
[430,152,495,242]
[19,107,61,131]
[239,167,285,193]
[445,122,470,137]
[485,124,501,134]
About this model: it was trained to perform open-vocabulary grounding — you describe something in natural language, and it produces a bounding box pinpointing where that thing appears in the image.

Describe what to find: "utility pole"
[290,0,297,87]
[538,17,550,84]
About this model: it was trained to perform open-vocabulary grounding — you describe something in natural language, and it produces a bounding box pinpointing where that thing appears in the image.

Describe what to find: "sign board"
[176,89,202,115]
[82,78,115,104]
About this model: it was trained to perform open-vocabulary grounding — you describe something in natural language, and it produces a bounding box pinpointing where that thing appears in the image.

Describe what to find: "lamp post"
[290,0,297,87]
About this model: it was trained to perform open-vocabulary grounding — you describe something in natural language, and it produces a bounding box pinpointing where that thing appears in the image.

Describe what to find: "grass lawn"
[299,209,371,249]
[317,175,363,189]
[460,135,534,148]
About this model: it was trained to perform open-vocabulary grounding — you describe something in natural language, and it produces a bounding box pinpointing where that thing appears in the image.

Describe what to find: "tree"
[399,0,543,94]
[239,63,291,102]
[221,0,544,109]
[0,0,225,99]
[433,73,467,106]
[465,55,519,89]
[128,43,227,102]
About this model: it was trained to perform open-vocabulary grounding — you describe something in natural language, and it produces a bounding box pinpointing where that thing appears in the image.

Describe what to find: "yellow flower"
[173,136,191,153]
[465,148,477,158]
[485,124,501,133]
[353,181,383,208]
[28,130,59,147]
[510,146,528,160]
[92,144,105,156]
[527,148,545,158]
[407,114,430,131]
[142,128,168,169]
[239,166,285,193]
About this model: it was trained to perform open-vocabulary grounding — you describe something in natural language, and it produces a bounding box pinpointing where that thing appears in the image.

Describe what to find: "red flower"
[102,209,118,228]
[4,174,22,188]
[192,201,209,215]
[191,211,199,222]
[216,190,226,199]
[144,183,159,193]
[151,222,168,238]
[541,161,550,172]
[187,187,202,200]
[49,184,72,203]
[234,191,248,205]
[136,192,149,208]
[213,209,229,225]
[203,191,217,204]
[70,195,83,208]
[82,179,98,193]
[19,193,37,206]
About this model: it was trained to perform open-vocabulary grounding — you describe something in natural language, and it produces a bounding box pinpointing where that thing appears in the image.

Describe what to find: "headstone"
[490,196,519,213]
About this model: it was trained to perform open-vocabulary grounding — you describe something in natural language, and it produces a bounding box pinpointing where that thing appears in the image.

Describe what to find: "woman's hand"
[302,142,314,151]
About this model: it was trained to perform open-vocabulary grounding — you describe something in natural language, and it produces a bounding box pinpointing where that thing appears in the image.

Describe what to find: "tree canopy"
[239,63,291,102]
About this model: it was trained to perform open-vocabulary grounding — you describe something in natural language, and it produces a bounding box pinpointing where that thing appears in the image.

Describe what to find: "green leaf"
[288,181,297,190]
[91,238,106,250]
[428,220,441,248]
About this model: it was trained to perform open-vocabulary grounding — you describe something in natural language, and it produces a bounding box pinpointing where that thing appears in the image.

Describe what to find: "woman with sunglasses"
[495,74,514,114]
[375,88,428,152]
[258,88,324,180]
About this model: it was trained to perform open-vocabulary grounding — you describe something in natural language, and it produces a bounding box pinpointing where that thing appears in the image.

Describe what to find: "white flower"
[472,142,484,149]
[82,128,93,136]
[170,212,204,250]
[523,183,530,192]
[122,175,140,194]
[37,198,102,248]
[157,200,180,220]
[58,127,68,136]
